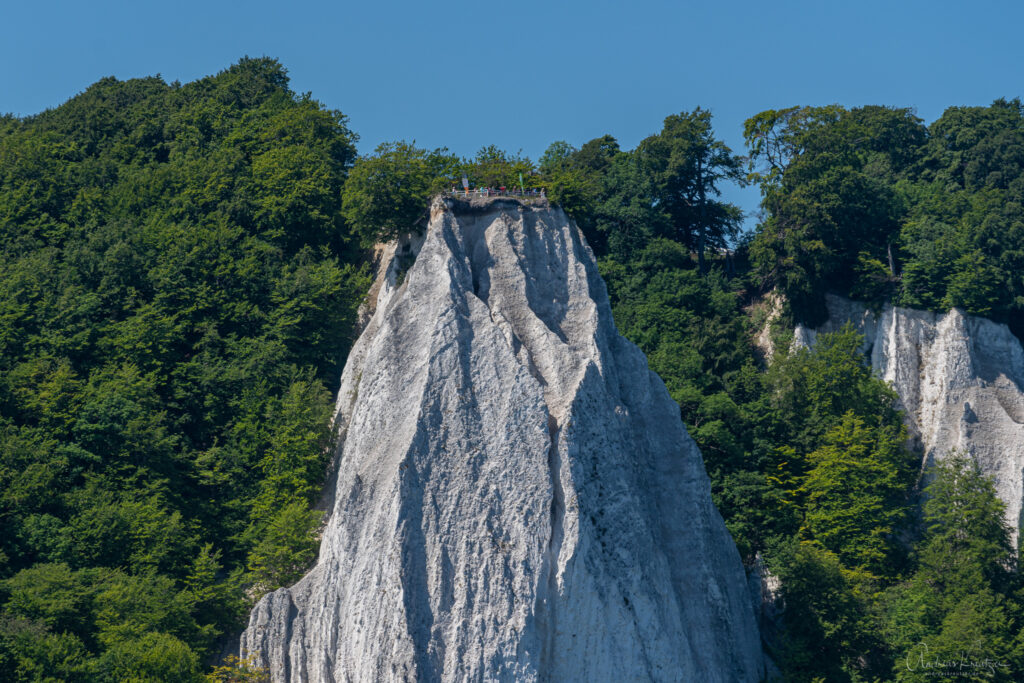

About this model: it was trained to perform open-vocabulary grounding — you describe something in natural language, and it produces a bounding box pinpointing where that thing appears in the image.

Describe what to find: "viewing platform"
[442,188,549,208]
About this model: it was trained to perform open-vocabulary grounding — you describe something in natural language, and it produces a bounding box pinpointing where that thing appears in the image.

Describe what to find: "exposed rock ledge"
[240,197,764,681]
[797,294,1024,537]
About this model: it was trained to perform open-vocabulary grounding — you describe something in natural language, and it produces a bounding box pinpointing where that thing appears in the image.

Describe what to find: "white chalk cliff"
[796,294,1024,536]
[240,197,764,682]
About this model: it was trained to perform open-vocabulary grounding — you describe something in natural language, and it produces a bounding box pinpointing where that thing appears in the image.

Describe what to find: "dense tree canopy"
[341,141,460,245]
[0,58,370,680]
[538,109,745,263]
[3,59,1024,681]
[745,100,1024,335]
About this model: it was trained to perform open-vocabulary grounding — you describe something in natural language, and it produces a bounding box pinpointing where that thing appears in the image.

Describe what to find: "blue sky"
[3,0,1021,225]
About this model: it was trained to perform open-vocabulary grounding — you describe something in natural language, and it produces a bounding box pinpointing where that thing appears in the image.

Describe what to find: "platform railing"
[443,188,548,202]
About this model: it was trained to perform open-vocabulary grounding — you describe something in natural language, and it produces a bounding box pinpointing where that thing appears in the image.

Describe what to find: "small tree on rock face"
[206,655,270,683]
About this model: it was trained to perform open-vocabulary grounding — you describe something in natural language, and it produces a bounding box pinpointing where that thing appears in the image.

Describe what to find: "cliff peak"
[241,200,764,681]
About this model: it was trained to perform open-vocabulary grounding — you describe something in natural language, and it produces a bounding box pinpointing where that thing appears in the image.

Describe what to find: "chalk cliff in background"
[796,294,1024,536]
[240,197,764,682]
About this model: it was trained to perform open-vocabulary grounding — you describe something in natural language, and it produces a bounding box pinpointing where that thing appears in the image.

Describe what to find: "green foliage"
[0,615,95,683]
[536,112,745,264]
[247,372,335,523]
[341,141,543,247]
[742,105,845,189]
[341,141,461,245]
[601,240,755,476]
[0,58,369,677]
[98,631,203,682]
[5,60,1024,682]
[4,564,95,637]
[746,100,1024,332]
[800,412,910,576]
[881,453,1023,681]
[766,323,903,454]
[637,108,746,272]
[537,140,602,236]
[206,655,270,682]
[246,503,323,594]
[467,145,534,189]
[764,538,882,681]
[918,453,1015,599]
[590,144,667,257]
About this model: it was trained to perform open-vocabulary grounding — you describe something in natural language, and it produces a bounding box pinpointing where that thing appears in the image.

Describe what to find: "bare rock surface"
[241,197,764,682]
[798,294,1024,536]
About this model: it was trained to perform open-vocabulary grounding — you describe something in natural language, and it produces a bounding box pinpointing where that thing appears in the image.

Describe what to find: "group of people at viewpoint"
[448,186,546,199]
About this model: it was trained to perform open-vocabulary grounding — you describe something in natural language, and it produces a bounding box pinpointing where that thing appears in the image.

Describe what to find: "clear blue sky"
[3,0,1021,225]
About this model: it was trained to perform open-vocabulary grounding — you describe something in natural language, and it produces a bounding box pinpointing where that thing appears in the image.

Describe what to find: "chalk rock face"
[798,294,1024,535]
[241,197,763,682]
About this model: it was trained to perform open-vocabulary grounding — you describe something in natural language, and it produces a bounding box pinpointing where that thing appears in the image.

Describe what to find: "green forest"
[2,58,1023,681]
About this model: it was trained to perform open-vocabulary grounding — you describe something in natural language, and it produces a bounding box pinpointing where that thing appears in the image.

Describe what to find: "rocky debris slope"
[241,197,764,682]
[797,294,1024,536]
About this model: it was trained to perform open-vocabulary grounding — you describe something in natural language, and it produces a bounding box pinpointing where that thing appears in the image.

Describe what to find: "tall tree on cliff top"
[638,109,745,273]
